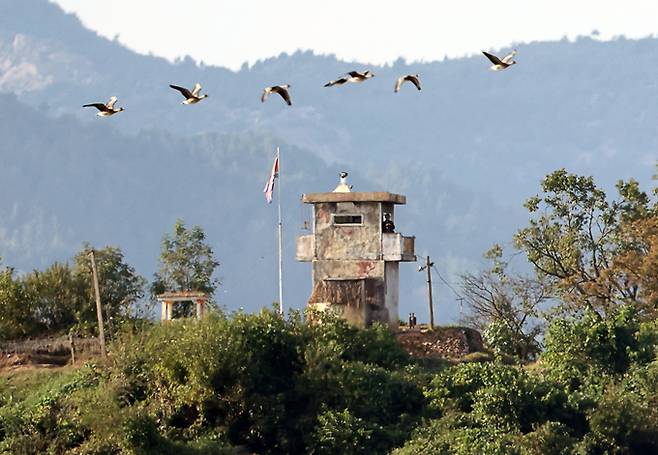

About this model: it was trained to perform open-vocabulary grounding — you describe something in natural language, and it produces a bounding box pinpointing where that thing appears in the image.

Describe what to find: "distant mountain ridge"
[0,0,656,321]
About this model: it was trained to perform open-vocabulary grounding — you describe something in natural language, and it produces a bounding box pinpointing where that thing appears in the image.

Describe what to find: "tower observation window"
[333,214,363,225]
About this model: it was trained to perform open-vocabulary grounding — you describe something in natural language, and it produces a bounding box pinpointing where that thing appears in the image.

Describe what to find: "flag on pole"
[263,148,279,203]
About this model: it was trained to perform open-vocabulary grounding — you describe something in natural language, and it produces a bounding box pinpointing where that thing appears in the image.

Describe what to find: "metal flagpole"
[276,146,284,315]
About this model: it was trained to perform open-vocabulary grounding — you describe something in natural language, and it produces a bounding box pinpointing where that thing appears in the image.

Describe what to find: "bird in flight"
[82,96,124,117]
[324,70,375,87]
[169,83,209,104]
[261,84,292,106]
[482,50,517,71]
[394,74,421,93]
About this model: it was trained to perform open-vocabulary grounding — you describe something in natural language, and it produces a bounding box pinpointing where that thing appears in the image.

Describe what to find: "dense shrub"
[484,319,540,362]
[541,307,656,391]
[309,408,375,455]
[393,412,521,455]
[425,362,580,434]
[1,309,421,454]
[395,311,658,454]
[0,364,101,454]
[2,308,657,454]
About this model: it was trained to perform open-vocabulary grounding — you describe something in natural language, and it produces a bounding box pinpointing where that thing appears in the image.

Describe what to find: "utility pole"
[418,255,435,330]
[89,250,107,357]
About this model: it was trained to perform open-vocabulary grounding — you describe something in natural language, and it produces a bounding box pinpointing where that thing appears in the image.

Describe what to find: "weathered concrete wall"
[310,259,388,327]
[296,234,313,261]
[314,202,382,260]
[298,193,414,330]
[384,262,400,327]
[307,277,389,327]
[312,259,384,280]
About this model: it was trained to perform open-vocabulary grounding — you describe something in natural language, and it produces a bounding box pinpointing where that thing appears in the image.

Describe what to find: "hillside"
[1,310,656,454]
[0,0,656,319]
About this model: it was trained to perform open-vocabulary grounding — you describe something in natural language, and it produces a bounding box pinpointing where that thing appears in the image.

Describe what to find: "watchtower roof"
[302,192,406,204]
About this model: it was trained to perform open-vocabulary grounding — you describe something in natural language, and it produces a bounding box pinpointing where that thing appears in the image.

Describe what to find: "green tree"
[0,262,36,340]
[72,244,146,335]
[150,219,220,315]
[1,246,145,339]
[22,262,86,334]
[606,214,658,319]
[514,169,653,318]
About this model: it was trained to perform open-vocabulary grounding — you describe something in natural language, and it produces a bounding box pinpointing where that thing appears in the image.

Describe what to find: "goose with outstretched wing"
[170,83,209,104]
[482,49,517,71]
[324,70,375,87]
[394,74,421,93]
[83,96,124,116]
[261,84,292,106]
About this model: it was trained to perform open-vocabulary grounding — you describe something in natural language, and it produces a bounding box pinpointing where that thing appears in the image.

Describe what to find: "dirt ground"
[0,352,70,373]
[395,325,484,359]
[0,335,102,374]
[1,326,484,374]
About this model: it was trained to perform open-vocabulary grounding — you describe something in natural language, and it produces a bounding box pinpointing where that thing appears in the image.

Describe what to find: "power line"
[431,264,465,301]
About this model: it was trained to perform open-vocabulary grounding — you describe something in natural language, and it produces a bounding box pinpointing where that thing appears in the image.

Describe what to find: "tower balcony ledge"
[296,234,314,262]
[383,233,416,262]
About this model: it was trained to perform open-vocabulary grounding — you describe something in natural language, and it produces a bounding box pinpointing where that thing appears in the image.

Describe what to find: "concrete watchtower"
[296,174,416,328]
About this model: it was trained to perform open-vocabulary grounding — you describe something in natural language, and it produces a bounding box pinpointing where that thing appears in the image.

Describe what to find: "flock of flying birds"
[82,49,518,117]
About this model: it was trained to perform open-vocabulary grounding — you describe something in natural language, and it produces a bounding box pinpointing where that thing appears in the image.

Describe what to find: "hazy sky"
[53,0,658,70]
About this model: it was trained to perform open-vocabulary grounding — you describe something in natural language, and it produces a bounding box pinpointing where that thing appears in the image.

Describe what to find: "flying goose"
[261,84,292,106]
[482,50,517,71]
[394,74,421,92]
[169,83,209,104]
[324,70,375,87]
[82,96,124,116]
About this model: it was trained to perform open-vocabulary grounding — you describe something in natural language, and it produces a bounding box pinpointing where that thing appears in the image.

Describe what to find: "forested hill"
[0,0,656,318]
[0,91,507,317]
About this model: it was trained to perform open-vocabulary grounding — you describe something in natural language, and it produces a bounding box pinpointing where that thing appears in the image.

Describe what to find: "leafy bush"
[2,306,656,454]
[309,408,374,455]
[425,362,578,433]
[483,320,518,358]
[393,412,521,455]
[541,307,656,390]
[517,421,575,455]
[0,364,101,454]
[93,309,420,454]
[576,383,658,454]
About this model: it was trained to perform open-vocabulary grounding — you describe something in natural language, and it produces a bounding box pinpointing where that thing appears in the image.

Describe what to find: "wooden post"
[425,256,435,330]
[89,250,107,357]
[68,332,76,365]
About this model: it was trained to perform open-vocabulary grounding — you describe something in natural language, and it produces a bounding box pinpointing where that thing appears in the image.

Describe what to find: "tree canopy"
[514,168,657,319]
[151,219,220,297]
[0,244,145,340]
